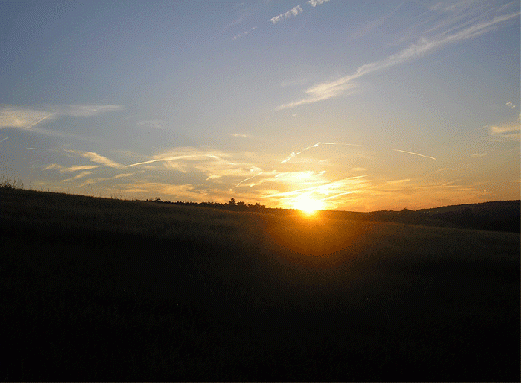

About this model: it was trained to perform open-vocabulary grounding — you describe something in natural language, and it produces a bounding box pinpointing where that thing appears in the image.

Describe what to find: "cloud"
[44,164,62,171]
[276,81,358,110]
[232,26,257,40]
[429,0,480,13]
[113,173,134,179]
[276,6,519,109]
[261,175,369,208]
[270,5,303,24]
[0,107,53,129]
[268,0,330,26]
[386,178,411,184]
[123,181,217,202]
[308,0,330,7]
[489,122,520,140]
[229,141,371,207]
[129,147,230,168]
[506,102,516,109]
[0,136,8,143]
[137,119,165,130]
[74,171,136,188]
[53,104,123,117]
[65,150,126,169]
[280,142,362,163]
[44,163,100,173]
[393,149,436,160]
[0,104,123,139]
[63,171,93,182]
[129,147,261,181]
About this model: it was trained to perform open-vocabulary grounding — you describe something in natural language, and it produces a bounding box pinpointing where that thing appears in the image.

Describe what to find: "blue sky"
[1,0,519,211]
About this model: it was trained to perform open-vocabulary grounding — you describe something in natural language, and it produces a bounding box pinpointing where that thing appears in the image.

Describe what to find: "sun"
[292,195,325,215]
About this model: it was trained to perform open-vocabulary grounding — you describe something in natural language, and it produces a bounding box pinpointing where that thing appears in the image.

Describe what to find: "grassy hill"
[1,188,519,381]
[322,200,520,232]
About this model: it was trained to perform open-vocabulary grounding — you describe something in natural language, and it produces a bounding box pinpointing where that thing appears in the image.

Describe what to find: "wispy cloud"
[281,142,362,163]
[0,107,53,129]
[0,136,8,143]
[506,101,516,109]
[232,26,257,40]
[0,104,123,139]
[129,147,261,181]
[123,181,223,202]
[53,104,123,117]
[65,150,126,169]
[129,148,230,168]
[393,149,436,160]
[276,5,519,109]
[276,82,358,110]
[63,171,93,182]
[44,163,100,173]
[488,122,520,140]
[262,175,368,208]
[386,178,411,184]
[270,5,303,24]
[281,142,320,163]
[113,172,134,179]
[269,0,330,25]
[76,172,137,188]
[137,119,165,130]
[307,0,330,7]
[230,141,372,207]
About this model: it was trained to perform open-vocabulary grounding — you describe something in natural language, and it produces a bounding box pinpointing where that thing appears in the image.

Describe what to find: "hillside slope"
[1,188,519,381]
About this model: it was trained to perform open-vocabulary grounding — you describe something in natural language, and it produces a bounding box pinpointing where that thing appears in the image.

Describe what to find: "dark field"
[1,188,519,381]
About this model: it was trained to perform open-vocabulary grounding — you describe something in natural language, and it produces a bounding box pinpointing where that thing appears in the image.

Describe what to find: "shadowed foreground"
[1,189,519,381]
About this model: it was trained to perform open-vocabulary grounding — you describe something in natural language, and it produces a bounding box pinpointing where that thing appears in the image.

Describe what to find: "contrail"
[28,113,53,129]
[281,142,320,163]
[393,149,436,160]
[281,142,362,164]
[320,191,354,200]
[236,172,263,187]
[322,142,363,147]
[129,154,200,167]
[0,137,8,143]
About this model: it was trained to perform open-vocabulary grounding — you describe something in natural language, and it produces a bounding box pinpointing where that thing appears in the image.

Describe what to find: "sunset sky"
[1,0,519,211]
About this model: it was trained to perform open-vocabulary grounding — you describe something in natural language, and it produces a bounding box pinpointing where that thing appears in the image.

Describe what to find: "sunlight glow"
[292,195,325,215]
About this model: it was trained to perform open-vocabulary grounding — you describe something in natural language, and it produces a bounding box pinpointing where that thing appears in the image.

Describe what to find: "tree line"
[145,197,267,211]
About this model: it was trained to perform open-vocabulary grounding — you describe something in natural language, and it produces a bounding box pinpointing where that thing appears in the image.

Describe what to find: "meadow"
[1,187,519,381]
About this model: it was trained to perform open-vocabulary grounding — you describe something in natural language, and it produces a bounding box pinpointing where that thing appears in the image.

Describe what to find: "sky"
[0,0,519,211]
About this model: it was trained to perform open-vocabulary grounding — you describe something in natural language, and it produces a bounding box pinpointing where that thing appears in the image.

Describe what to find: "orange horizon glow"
[292,195,325,215]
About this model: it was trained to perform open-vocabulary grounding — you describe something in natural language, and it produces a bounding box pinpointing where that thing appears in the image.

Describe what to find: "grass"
[1,187,519,381]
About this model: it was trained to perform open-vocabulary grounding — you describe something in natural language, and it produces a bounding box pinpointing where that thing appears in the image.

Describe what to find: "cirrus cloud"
[270,5,303,24]
[276,5,519,110]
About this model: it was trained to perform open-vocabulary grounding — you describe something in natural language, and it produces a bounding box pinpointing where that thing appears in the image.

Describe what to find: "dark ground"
[1,188,519,381]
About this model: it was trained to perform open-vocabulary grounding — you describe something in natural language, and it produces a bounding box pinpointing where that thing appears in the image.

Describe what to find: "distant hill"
[325,201,520,233]
[420,201,520,233]
[1,185,518,233]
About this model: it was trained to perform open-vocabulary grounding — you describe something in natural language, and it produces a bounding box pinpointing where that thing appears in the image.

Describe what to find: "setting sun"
[292,195,325,215]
